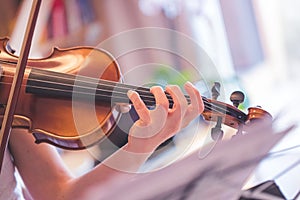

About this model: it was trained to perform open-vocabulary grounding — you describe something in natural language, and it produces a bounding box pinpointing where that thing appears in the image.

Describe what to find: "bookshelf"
[7,0,104,57]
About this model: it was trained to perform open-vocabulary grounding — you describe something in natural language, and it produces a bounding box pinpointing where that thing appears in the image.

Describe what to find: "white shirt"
[0,149,24,200]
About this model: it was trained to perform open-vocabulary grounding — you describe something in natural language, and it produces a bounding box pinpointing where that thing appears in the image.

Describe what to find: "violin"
[0,37,272,150]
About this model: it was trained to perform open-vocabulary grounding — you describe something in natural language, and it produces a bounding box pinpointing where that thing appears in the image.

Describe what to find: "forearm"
[10,128,152,200]
[64,143,154,199]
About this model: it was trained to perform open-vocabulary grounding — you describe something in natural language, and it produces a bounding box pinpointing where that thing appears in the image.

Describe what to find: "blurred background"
[1,0,300,199]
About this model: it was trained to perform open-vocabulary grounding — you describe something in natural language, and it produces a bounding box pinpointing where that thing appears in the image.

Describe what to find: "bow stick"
[0,0,42,174]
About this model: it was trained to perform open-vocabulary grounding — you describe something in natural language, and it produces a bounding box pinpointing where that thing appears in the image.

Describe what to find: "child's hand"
[126,82,204,153]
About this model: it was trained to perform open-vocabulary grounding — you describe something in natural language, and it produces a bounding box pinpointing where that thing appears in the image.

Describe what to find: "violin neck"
[25,68,248,126]
[26,68,181,108]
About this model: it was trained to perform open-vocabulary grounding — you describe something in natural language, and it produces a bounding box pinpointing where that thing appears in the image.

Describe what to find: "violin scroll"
[247,106,272,122]
[202,84,272,141]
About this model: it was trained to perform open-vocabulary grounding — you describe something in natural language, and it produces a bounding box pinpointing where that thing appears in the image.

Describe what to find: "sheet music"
[101,122,291,200]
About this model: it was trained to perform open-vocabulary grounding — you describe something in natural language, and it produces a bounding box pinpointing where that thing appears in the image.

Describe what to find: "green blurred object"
[150,65,193,90]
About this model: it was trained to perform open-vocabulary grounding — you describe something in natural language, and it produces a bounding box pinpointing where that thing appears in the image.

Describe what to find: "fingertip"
[127,90,138,99]
[127,89,134,97]
[150,85,164,93]
[184,82,204,112]
[184,81,196,90]
[165,84,180,93]
[127,90,143,107]
[184,81,193,87]
[184,82,201,96]
[150,86,169,110]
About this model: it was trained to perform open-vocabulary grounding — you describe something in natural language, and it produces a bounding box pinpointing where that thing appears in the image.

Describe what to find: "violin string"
[0,76,226,116]
[1,68,163,95]
[0,72,186,105]
[25,84,222,117]
[0,63,195,101]
[0,73,229,116]
[0,70,230,115]
[29,69,190,101]
[31,74,232,114]
[1,73,179,103]
[0,81,228,123]
[0,67,192,106]
[30,69,233,114]
[2,67,186,102]
[25,84,222,114]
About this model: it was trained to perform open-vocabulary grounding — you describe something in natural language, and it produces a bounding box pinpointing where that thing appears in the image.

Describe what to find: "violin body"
[0,37,122,149]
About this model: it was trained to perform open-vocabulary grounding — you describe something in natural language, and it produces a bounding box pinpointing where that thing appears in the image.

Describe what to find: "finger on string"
[164,85,187,132]
[127,90,150,124]
[165,85,188,113]
[150,86,169,111]
[178,82,202,127]
[184,81,204,114]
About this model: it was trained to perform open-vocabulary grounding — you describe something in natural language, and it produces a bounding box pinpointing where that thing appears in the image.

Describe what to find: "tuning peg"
[211,82,221,100]
[230,91,245,108]
[211,116,224,141]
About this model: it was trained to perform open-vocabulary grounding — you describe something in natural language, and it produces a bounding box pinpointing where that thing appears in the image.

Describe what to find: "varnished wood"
[0,37,122,149]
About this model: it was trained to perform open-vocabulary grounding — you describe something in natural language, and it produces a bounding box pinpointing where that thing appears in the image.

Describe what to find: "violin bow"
[0,0,42,174]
